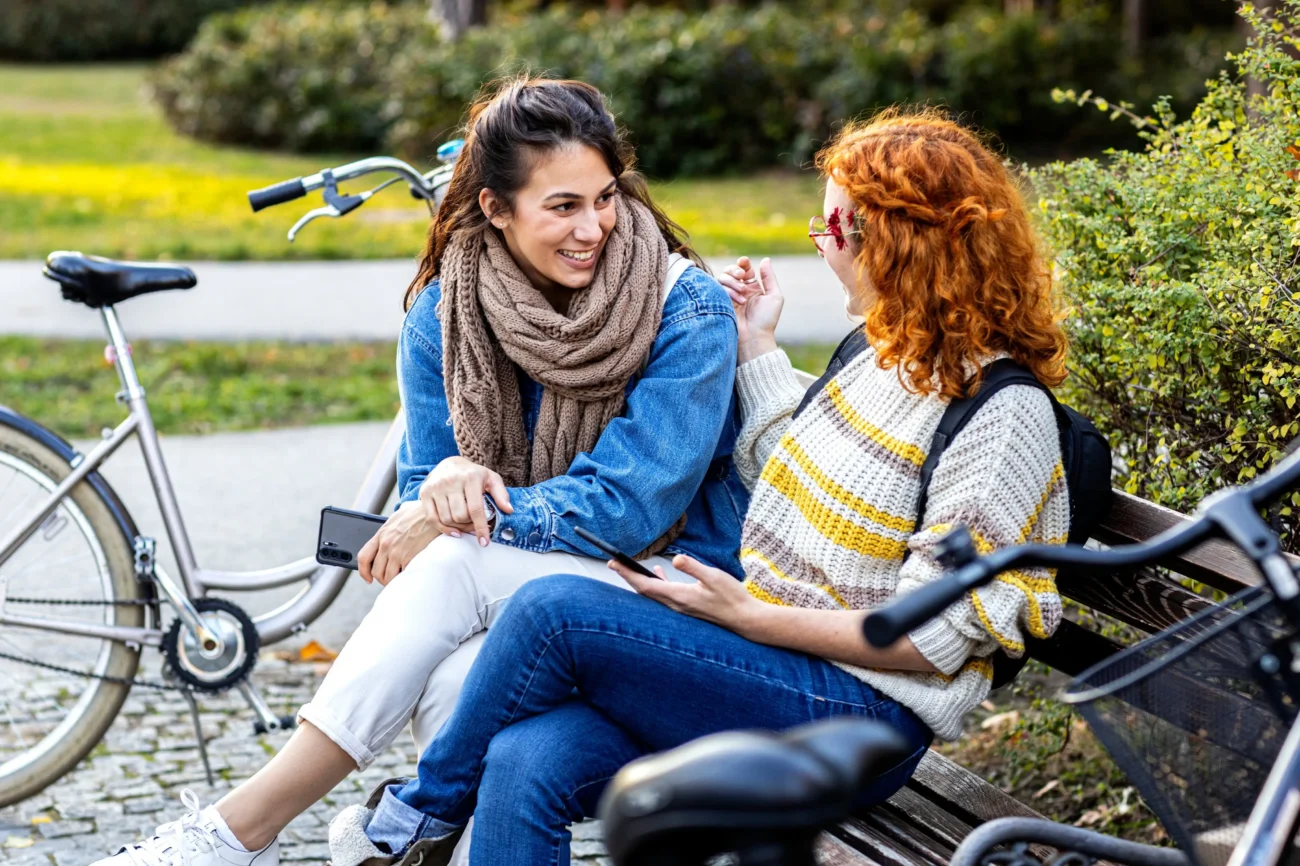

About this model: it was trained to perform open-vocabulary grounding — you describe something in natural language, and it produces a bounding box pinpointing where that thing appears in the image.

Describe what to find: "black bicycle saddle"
[599,718,913,866]
[43,251,197,308]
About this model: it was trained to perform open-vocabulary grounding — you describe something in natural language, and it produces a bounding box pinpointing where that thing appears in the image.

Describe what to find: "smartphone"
[317,506,386,570]
[574,526,663,580]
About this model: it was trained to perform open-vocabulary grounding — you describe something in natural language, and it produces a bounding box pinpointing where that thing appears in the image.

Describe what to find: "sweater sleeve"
[896,385,1069,675]
[734,349,808,490]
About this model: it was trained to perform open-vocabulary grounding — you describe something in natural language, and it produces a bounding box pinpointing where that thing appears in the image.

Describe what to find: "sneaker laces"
[119,790,221,866]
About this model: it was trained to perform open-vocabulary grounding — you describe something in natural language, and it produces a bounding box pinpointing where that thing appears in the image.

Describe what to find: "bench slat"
[830,815,949,866]
[1093,491,1290,594]
[1026,619,1121,676]
[1060,568,1215,636]
[908,750,1044,825]
[882,787,975,853]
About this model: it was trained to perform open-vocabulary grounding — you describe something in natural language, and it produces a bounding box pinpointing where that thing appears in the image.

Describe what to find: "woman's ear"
[478,189,509,229]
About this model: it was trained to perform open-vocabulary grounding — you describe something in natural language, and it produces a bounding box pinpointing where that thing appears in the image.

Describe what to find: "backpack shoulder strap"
[792,327,869,419]
[662,253,691,309]
[639,254,694,376]
[912,358,1055,533]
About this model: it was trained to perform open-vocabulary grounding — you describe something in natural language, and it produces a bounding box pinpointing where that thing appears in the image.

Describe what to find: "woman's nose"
[572,208,604,244]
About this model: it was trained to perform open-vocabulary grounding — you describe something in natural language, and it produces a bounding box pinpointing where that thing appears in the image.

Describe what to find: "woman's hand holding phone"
[356,501,438,587]
[608,553,764,637]
[717,256,784,364]
[419,456,514,546]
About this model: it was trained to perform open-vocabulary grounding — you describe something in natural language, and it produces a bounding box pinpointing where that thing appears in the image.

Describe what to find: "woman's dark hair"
[405,76,701,309]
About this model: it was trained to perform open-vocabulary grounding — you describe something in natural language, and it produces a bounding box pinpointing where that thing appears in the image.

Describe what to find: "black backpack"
[793,329,1112,688]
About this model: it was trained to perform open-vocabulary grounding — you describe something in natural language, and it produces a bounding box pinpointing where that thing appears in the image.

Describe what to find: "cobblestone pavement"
[0,655,612,866]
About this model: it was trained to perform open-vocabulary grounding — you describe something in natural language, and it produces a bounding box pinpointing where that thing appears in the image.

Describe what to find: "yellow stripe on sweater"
[994,572,1054,639]
[934,656,995,683]
[744,580,791,606]
[741,546,850,609]
[780,438,914,533]
[824,380,927,467]
[1017,462,1066,544]
[969,590,1025,653]
[760,460,910,561]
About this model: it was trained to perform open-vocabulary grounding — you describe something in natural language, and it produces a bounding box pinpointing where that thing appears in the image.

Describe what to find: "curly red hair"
[815,108,1067,398]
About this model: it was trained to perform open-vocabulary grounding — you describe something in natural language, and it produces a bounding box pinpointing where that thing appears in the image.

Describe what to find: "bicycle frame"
[0,303,402,647]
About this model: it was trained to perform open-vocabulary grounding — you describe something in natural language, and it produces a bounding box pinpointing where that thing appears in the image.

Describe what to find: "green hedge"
[155,1,1238,175]
[1029,0,1300,545]
[0,0,269,62]
[151,2,434,152]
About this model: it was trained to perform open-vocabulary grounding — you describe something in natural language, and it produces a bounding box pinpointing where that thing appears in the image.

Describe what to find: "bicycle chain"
[1,595,184,691]
[6,597,153,606]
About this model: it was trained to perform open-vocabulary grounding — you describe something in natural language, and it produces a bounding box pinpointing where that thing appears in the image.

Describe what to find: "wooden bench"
[814,489,1276,866]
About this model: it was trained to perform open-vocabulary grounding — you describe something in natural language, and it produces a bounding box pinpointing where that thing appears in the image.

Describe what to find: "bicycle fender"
[0,403,144,566]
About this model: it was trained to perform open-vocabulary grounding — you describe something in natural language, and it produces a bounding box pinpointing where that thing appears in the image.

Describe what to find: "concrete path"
[0,257,856,344]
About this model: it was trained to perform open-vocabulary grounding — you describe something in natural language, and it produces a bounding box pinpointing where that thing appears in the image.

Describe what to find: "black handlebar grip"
[248,178,307,212]
[863,569,976,648]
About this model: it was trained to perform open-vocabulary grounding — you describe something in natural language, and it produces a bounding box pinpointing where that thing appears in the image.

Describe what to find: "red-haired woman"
[326,109,1072,866]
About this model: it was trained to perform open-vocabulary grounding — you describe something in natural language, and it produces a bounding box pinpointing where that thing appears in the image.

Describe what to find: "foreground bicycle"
[600,441,1300,866]
[0,143,461,805]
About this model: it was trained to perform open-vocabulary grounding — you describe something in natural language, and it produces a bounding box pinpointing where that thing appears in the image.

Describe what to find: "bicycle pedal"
[252,714,298,736]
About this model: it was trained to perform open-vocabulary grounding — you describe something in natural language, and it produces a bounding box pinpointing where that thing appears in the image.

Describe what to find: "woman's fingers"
[485,471,513,514]
[356,533,378,584]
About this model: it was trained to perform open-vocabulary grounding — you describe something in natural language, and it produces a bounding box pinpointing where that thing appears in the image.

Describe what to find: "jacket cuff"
[492,485,554,552]
[908,609,978,677]
[736,349,804,419]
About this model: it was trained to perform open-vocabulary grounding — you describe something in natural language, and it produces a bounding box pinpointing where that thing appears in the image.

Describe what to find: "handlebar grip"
[864,569,977,648]
[248,178,307,213]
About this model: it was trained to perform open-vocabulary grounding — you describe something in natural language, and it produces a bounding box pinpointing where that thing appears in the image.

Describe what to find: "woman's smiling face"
[480,144,619,294]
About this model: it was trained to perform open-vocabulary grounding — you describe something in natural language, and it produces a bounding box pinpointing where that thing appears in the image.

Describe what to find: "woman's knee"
[500,573,628,634]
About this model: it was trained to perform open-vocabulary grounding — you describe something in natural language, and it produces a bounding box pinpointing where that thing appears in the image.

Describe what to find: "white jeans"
[297,533,684,770]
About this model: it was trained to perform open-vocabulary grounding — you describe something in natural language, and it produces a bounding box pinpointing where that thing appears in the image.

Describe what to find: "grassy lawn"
[0,64,823,262]
[4,337,837,439]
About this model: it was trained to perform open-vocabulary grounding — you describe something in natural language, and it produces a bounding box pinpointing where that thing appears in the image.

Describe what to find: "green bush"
[155,1,1240,176]
[1029,0,1300,544]
[151,1,435,153]
[0,0,269,62]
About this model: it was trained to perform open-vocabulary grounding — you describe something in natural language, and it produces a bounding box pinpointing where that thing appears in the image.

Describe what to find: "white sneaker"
[92,790,279,866]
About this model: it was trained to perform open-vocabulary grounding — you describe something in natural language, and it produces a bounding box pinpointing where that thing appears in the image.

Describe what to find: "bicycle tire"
[0,417,145,807]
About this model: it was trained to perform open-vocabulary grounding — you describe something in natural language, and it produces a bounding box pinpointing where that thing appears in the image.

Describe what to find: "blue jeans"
[365,576,933,866]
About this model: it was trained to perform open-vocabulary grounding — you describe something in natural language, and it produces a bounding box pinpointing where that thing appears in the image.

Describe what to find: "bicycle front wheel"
[0,418,146,806]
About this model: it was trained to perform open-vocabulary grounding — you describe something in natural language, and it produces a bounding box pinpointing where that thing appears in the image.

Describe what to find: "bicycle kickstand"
[238,680,298,736]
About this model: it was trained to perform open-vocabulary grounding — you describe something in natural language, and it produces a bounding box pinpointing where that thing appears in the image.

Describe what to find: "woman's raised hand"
[356,501,438,587]
[419,455,514,546]
[717,256,784,364]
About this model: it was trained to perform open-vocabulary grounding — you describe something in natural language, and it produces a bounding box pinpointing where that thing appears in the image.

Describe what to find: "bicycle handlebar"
[248,177,307,212]
[864,443,1300,648]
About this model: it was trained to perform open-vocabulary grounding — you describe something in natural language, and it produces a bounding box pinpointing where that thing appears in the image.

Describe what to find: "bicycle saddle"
[599,718,913,865]
[43,251,196,308]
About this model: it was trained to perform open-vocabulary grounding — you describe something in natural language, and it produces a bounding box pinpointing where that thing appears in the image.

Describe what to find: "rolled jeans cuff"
[366,786,459,855]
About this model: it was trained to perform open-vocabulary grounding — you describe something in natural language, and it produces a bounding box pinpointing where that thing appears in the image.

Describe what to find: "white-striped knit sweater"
[735,344,1069,741]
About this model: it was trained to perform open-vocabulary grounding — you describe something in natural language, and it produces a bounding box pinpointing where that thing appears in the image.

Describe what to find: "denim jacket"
[396,265,749,577]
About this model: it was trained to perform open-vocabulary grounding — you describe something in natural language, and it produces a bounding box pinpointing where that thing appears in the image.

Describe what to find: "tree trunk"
[1004,0,1033,13]
[1241,0,1283,104]
[1122,0,1144,61]
[432,0,488,40]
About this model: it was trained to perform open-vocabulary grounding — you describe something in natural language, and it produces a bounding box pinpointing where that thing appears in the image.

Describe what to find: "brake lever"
[287,204,343,242]
[286,172,405,242]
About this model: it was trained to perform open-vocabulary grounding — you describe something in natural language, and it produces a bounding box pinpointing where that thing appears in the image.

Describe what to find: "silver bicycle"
[0,143,461,805]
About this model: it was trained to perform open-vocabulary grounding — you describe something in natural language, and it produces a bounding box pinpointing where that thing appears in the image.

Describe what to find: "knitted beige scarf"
[439,197,680,551]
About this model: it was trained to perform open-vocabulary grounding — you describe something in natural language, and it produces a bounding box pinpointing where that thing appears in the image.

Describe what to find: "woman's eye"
[553,203,574,213]
[597,193,615,204]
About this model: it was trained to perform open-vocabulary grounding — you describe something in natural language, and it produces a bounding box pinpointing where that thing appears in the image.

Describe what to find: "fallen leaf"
[980,710,1020,731]
[298,640,338,662]
[1033,779,1060,799]
[28,817,50,825]
[4,837,33,849]
[269,640,339,663]
[979,700,997,712]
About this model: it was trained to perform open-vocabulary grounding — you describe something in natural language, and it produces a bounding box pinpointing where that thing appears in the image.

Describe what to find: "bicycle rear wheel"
[0,419,146,806]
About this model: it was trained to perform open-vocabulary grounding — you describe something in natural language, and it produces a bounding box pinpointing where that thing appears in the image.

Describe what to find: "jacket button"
[500,527,516,542]
[528,530,542,545]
